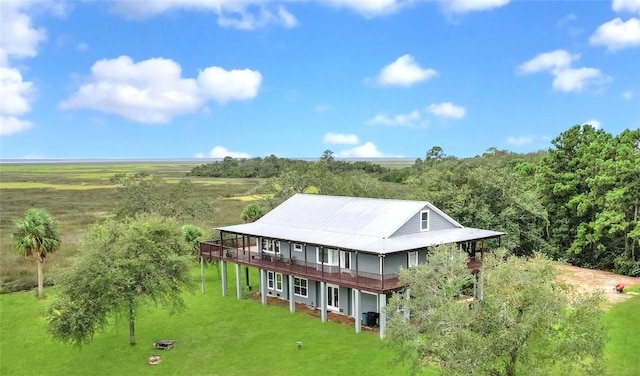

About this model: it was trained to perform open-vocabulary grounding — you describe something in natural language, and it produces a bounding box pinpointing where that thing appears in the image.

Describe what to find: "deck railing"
[200,241,399,292]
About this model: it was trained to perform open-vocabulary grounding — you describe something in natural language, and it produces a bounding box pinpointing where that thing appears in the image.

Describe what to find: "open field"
[0,269,422,376]
[0,162,267,292]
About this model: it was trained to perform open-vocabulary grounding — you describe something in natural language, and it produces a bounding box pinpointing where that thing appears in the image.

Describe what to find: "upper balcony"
[200,241,400,294]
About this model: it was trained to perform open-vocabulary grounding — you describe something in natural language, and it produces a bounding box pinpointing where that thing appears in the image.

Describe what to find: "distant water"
[0,158,415,164]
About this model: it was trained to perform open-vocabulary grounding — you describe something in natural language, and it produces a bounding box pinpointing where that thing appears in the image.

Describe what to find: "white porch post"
[221,261,228,297]
[354,289,361,333]
[378,293,387,339]
[320,281,327,323]
[403,289,410,319]
[235,263,242,300]
[288,275,295,313]
[260,269,267,305]
[200,256,205,294]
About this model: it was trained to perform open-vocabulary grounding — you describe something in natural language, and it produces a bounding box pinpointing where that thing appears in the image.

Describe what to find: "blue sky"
[1,0,639,160]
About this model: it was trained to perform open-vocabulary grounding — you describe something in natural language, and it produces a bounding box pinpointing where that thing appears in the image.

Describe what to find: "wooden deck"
[200,241,400,293]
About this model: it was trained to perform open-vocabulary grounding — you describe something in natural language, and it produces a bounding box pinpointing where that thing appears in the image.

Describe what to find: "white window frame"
[408,251,419,268]
[261,238,280,254]
[267,271,275,289]
[275,273,283,292]
[267,271,283,291]
[420,210,430,231]
[293,243,303,253]
[316,247,339,265]
[294,277,308,297]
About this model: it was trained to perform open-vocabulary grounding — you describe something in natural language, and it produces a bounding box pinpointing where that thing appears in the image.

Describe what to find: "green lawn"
[0,269,423,376]
[604,295,640,376]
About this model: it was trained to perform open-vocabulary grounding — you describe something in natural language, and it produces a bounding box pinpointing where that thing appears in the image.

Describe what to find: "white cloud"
[323,132,359,145]
[198,66,263,104]
[442,0,511,14]
[376,55,437,87]
[623,89,634,99]
[518,50,577,74]
[0,116,34,136]
[589,18,640,51]
[582,119,602,129]
[368,110,425,127]
[613,0,640,14]
[0,66,34,117]
[111,0,298,30]
[552,68,608,92]
[324,0,403,17]
[507,136,534,146]
[0,2,48,61]
[59,56,262,123]
[518,49,608,92]
[335,142,401,158]
[200,146,251,159]
[0,1,52,137]
[427,102,466,119]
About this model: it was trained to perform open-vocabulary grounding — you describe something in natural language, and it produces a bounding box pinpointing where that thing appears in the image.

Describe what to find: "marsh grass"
[0,162,267,292]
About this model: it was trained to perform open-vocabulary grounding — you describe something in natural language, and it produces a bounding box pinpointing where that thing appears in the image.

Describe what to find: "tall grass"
[0,162,267,292]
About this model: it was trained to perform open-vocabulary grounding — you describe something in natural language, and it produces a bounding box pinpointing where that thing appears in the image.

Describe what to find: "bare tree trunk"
[37,259,44,299]
[129,300,136,345]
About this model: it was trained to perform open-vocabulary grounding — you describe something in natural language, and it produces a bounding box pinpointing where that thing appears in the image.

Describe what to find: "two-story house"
[200,194,503,338]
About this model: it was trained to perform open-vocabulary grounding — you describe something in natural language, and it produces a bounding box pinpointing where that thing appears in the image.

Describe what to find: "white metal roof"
[218,194,504,254]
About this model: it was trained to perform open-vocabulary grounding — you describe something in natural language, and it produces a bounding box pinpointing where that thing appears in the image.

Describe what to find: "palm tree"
[12,209,61,299]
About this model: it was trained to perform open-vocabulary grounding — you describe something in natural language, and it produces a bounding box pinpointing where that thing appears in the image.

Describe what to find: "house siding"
[391,205,457,237]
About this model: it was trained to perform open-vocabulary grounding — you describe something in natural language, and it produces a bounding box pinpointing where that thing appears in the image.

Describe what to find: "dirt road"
[556,263,640,304]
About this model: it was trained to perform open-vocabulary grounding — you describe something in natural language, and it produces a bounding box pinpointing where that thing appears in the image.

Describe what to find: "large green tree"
[110,173,212,220]
[410,158,549,256]
[48,214,194,346]
[385,245,607,376]
[11,209,61,299]
[537,125,640,272]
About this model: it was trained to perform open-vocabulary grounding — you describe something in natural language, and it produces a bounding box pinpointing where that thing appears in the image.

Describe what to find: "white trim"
[316,247,339,265]
[408,251,418,268]
[327,284,339,311]
[293,243,303,252]
[293,277,308,298]
[420,210,430,231]
[261,238,280,254]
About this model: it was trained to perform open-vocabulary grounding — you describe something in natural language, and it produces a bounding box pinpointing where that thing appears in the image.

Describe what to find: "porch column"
[200,256,205,294]
[378,293,387,339]
[260,269,267,305]
[235,263,242,300]
[288,275,295,313]
[354,289,361,333]
[403,289,410,319]
[478,270,484,301]
[473,274,478,299]
[320,281,327,323]
[221,261,228,297]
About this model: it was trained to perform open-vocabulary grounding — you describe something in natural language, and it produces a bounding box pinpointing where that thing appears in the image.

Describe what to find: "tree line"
[193,125,639,275]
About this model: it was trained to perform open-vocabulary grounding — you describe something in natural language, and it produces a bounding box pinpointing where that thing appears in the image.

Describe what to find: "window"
[293,243,303,252]
[408,251,419,268]
[267,271,283,291]
[267,271,274,289]
[294,277,308,297]
[316,247,339,265]
[420,210,430,231]
[261,239,280,254]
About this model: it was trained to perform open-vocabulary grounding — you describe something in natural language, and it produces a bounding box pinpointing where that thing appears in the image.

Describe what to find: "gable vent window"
[420,210,430,231]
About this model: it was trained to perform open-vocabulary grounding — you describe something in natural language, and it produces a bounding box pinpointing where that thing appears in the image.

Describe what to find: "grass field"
[0,269,423,376]
[0,162,267,292]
